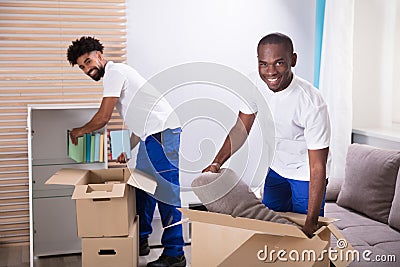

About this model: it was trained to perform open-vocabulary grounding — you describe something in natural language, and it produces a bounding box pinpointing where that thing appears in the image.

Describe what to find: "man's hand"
[116,152,128,164]
[69,127,84,145]
[302,221,318,238]
[202,162,221,173]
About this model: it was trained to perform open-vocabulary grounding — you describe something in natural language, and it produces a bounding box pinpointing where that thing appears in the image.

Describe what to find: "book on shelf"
[107,130,112,161]
[109,129,132,160]
[67,131,104,163]
[67,131,84,163]
[94,132,101,162]
[85,133,91,163]
[90,134,95,162]
[99,133,104,162]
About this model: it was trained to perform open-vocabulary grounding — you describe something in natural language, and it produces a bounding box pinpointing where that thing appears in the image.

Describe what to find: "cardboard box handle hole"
[93,198,111,202]
[98,249,117,255]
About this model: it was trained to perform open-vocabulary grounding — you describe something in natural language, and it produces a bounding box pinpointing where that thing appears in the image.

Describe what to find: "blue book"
[83,134,86,163]
[85,133,91,163]
[110,129,132,160]
[94,132,100,162]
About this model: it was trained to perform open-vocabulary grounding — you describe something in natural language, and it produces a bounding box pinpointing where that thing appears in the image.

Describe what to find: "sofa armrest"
[326,177,344,202]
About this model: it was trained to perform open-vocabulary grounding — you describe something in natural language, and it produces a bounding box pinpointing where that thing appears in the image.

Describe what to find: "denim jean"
[135,127,184,257]
[262,168,326,216]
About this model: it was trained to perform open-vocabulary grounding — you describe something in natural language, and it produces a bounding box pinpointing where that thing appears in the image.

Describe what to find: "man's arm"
[202,111,256,173]
[303,147,329,237]
[70,97,119,145]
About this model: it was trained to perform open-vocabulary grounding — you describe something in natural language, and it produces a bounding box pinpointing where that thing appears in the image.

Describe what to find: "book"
[85,133,91,162]
[94,132,100,162]
[107,130,112,161]
[99,133,104,162]
[83,134,86,162]
[110,129,132,160]
[90,134,95,162]
[67,132,84,163]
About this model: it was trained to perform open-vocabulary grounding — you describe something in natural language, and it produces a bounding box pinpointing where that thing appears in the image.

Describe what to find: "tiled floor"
[0,245,192,267]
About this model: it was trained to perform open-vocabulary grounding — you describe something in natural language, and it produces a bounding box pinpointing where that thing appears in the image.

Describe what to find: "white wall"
[352,0,400,129]
[393,2,400,125]
[126,0,316,188]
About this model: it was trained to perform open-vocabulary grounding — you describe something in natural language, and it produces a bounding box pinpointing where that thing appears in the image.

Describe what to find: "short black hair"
[257,32,294,54]
[67,36,104,66]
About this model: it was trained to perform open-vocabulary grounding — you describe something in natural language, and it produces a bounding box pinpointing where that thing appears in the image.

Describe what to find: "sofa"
[325,143,400,267]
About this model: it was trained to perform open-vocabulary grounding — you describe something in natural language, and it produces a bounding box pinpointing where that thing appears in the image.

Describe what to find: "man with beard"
[203,32,331,238]
[67,36,186,267]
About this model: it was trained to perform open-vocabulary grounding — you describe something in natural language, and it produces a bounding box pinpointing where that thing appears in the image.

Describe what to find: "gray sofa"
[325,143,400,267]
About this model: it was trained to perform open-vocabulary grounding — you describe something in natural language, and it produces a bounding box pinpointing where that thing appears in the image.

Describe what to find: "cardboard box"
[46,168,156,237]
[82,216,138,267]
[179,209,354,267]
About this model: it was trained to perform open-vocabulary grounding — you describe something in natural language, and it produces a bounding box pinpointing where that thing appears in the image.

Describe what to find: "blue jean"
[135,127,184,257]
[262,169,326,216]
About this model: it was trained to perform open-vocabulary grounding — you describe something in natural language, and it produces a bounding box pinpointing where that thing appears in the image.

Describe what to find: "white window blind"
[0,0,126,246]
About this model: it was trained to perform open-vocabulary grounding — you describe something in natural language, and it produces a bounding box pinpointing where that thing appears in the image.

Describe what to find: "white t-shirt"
[103,61,180,139]
[241,73,331,181]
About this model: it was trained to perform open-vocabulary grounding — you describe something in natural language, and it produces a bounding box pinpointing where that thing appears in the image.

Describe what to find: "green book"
[90,134,95,162]
[68,134,84,163]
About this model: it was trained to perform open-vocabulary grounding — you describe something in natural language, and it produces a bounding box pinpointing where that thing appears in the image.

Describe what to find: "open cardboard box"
[46,168,156,237]
[179,208,354,267]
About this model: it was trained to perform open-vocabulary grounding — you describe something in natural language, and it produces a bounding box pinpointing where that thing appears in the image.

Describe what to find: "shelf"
[353,127,400,143]
[352,127,400,150]
[28,104,110,259]
[33,189,74,199]
[32,158,106,167]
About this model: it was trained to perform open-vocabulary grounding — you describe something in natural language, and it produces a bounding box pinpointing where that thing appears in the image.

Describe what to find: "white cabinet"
[27,104,108,264]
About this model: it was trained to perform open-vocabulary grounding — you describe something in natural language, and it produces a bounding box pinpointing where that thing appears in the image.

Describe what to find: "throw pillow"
[337,144,400,223]
[388,170,400,230]
[191,168,299,226]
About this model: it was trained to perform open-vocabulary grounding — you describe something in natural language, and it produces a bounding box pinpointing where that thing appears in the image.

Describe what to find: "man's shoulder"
[293,75,326,106]
[106,62,143,79]
[107,62,133,72]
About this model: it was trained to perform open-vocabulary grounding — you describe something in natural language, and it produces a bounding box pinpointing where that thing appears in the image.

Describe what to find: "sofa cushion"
[341,225,400,246]
[325,202,384,230]
[388,170,400,230]
[337,144,400,223]
[350,245,400,267]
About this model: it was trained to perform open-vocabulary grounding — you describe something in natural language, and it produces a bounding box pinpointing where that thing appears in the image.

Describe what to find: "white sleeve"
[103,69,126,97]
[304,103,331,150]
[239,95,258,114]
[239,72,259,114]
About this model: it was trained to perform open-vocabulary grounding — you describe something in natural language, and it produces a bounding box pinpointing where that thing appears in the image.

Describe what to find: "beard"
[88,65,105,81]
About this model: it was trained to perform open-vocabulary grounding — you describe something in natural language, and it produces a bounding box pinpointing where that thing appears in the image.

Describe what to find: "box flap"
[179,208,307,239]
[127,168,157,194]
[278,212,339,226]
[327,224,355,267]
[45,168,89,186]
[91,168,128,183]
[72,183,126,200]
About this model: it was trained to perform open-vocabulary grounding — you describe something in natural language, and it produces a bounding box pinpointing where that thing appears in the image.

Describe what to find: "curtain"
[319,0,355,180]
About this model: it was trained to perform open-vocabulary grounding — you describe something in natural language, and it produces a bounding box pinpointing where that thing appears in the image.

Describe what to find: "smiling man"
[203,32,331,237]
[67,36,186,267]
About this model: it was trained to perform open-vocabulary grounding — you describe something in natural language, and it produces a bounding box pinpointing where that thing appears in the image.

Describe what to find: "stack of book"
[67,131,105,163]
[67,129,132,163]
